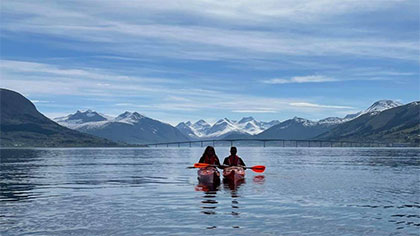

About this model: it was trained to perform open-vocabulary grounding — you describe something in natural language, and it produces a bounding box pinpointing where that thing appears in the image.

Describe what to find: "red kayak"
[197,167,220,185]
[223,166,245,182]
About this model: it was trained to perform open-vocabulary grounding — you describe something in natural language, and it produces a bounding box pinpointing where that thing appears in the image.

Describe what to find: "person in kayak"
[223,146,245,167]
[198,146,222,167]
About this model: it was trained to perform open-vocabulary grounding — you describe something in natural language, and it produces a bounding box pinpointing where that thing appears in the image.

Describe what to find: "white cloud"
[289,102,354,109]
[30,100,50,103]
[264,75,337,84]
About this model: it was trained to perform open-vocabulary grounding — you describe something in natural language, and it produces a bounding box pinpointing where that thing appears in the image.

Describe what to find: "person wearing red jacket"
[223,146,245,167]
[198,146,221,167]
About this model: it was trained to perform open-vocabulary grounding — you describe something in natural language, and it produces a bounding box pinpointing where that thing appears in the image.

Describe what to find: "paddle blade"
[250,165,265,173]
[193,163,210,168]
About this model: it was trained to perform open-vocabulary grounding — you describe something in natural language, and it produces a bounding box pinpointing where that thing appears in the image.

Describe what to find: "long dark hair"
[201,146,217,159]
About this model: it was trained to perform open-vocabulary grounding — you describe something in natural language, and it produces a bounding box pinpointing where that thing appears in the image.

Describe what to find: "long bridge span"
[145,138,397,148]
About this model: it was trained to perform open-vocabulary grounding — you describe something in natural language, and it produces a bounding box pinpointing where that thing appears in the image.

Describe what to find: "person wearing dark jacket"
[198,146,221,167]
[223,146,245,167]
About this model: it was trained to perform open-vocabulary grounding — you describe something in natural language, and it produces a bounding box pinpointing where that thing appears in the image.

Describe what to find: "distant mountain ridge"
[2,89,413,146]
[55,110,189,144]
[256,116,337,140]
[53,99,411,144]
[0,89,117,147]
[54,110,111,129]
[318,101,419,145]
[176,117,280,139]
[175,100,404,140]
[257,100,404,140]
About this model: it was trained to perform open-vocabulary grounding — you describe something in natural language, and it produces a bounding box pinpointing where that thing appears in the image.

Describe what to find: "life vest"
[203,155,217,164]
[227,155,240,166]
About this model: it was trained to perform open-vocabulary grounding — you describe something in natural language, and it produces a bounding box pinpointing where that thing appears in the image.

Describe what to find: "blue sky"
[1,0,419,125]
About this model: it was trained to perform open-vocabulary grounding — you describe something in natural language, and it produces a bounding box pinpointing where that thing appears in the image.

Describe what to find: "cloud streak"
[289,102,353,109]
[263,75,337,84]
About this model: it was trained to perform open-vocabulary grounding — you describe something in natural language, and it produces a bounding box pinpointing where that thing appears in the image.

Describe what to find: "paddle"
[188,163,266,173]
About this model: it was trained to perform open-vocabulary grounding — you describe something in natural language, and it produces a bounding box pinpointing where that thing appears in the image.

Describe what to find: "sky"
[1,0,419,125]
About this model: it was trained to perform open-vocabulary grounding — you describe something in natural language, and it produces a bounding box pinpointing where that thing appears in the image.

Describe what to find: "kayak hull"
[223,166,245,182]
[197,167,220,185]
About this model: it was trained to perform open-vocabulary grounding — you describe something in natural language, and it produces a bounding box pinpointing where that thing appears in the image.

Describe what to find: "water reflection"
[198,184,220,230]
[253,175,265,184]
[224,180,243,217]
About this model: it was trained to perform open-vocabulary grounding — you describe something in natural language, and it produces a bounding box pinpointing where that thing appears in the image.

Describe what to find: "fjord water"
[0,148,419,236]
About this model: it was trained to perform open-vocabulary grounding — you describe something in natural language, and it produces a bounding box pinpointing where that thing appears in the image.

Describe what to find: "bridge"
[145,138,396,148]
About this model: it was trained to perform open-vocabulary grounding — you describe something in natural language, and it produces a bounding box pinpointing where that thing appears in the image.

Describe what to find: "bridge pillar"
[230,140,233,147]
[282,140,285,147]
[167,143,169,147]
[200,141,203,147]
[189,142,191,147]
[295,140,298,147]
[178,143,180,148]
[263,141,266,148]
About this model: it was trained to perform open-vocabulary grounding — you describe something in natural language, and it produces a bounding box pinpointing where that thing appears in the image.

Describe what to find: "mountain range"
[176,117,280,139]
[175,100,404,140]
[0,89,118,147]
[318,101,420,144]
[1,88,417,147]
[55,99,417,145]
[256,100,404,140]
[55,110,189,145]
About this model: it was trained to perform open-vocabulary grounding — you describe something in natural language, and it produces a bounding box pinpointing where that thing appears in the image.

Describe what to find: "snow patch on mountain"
[55,110,147,129]
[316,100,403,125]
[54,110,111,129]
[114,112,145,125]
[362,100,402,115]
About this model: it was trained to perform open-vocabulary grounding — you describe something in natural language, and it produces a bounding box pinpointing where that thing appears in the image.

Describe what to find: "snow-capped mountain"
[175,122,196,139]
[317,117,345,125]
[55,111,189,144]
[258,100,404,140]
[191,120,212,136]
[54,110,111,129]
[114,111,145,125]
[206,118,239,137]
[176,117,280,139]
[317,101,419,143]
[315,100,403,126]
[257,116,336,139]
[361,100,402,115]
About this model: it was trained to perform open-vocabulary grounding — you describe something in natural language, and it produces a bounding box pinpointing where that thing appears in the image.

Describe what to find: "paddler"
[198,146,222,168]
[223,146,245,167]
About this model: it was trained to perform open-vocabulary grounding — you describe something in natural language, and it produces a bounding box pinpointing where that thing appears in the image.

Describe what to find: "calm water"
[0,147,419,236]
